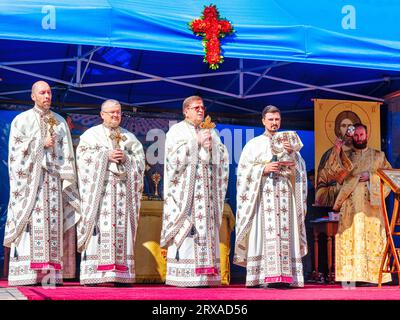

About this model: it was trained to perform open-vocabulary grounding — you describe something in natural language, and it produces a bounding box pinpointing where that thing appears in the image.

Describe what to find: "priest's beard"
[268,127,279,134]
[353,139,367,149]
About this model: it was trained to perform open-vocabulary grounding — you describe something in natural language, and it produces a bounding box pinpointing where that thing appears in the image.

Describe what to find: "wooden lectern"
[377,168,400,288]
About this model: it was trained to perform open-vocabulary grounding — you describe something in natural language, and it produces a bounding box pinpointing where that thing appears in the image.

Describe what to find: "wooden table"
[311,221,338,283]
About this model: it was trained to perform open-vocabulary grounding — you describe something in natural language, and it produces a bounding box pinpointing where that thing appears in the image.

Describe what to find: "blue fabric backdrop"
[1,0,400,70]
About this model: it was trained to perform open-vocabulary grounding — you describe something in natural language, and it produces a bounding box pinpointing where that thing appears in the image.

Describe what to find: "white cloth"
[76,124,145,284]
[4,107,80,286]
[160,120,229,287]
[234,132,307,287]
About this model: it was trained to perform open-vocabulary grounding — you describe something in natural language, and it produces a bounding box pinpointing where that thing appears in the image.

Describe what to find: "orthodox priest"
[77,99,145,285]
[4,80,80,286]
[234,105,308,288]
[332,123,392,285]
[160,95,229,287]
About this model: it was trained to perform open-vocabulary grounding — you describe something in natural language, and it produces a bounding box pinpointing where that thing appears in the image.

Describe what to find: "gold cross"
[44,115,59,135]
[109,128,127,148]
[200,115,216,129]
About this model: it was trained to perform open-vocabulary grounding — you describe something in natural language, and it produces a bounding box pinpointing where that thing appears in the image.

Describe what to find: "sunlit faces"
[101,104,122,128]
[184,99,205,126]
[31,81,52,111]
[353,126,368,149]
[262,112,281,133]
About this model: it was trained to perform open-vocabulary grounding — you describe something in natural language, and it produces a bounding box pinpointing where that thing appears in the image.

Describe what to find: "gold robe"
[333,147,391,283]
[315,147,353,207]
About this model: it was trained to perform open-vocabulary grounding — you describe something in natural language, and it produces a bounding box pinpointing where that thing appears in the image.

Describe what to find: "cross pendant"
[109,128,127,148]
[200,115,216,129]
[45,116,59,135]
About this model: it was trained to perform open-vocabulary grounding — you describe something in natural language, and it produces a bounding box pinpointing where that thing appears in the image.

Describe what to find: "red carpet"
[0,280,399,300]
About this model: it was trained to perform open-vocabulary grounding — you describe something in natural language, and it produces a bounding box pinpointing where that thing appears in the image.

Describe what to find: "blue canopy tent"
[1,0,400,280]
[0,0,400,125]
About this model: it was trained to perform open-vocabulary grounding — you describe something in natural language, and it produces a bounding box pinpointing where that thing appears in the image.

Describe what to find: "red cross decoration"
[189,4,234,70]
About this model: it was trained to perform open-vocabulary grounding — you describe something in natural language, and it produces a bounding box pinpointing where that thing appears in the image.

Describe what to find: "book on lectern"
[377,168,400,194]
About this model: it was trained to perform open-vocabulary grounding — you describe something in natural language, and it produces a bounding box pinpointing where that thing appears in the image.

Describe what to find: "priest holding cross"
[161,95,229,287]
[110,127,127,148]
[76,99,145,286]
[109,127,127,171]
[44,115,59,136]
[4,80,80,286]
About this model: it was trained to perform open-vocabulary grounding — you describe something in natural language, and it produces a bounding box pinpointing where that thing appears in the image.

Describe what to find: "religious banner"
[314,98,381,180]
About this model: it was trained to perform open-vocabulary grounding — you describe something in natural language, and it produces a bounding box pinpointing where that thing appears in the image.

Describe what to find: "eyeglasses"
[186,105,205,112]
[102,111,122,115]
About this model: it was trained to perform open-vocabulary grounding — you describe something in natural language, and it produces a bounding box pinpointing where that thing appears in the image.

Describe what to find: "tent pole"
[244,62,278,95]
[244,71,384,101]
[84,60,241,98]
[68,88,134,106]
[239,59,244,97]
[0,65,73,87]
[0,58,76,66]
[76,45,82,85]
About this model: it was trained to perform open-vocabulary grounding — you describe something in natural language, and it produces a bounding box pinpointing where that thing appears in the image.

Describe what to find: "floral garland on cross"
[189,4,235,70]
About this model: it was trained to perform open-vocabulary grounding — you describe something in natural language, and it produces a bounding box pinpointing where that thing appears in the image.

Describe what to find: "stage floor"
[0,281,399,300]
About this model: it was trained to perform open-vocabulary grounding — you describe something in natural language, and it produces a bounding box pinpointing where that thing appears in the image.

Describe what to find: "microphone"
[269,155,278,179]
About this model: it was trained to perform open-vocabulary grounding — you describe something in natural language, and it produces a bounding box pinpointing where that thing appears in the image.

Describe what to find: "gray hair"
[101,99,121,111]
[182,95,203,113]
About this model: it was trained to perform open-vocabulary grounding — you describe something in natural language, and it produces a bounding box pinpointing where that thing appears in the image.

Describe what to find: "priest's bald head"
[31,81,52,111]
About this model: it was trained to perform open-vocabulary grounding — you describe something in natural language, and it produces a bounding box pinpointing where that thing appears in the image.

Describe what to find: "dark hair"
[262,105,281,118]
[353,123,368,134]
[101,99,121,112]
[334,111,361,138]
